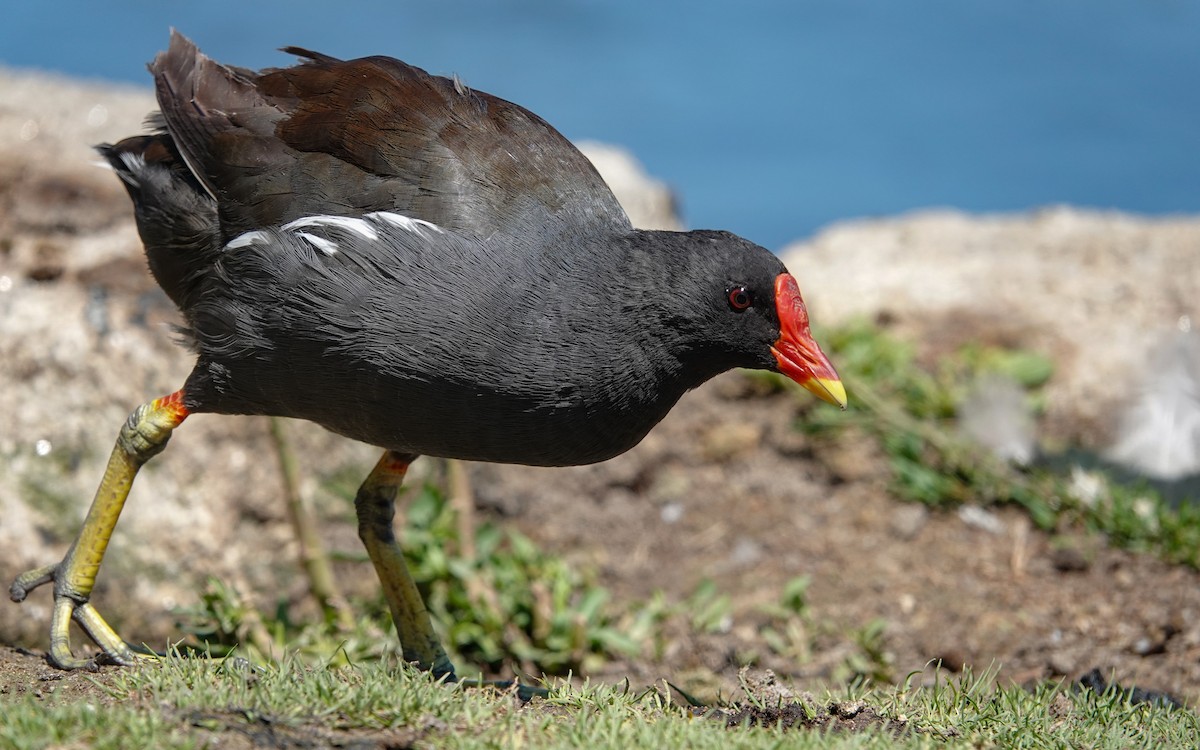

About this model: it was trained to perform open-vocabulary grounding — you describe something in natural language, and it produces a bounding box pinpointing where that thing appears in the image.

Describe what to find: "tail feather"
[150,30,296,232]
[98,135,219,308]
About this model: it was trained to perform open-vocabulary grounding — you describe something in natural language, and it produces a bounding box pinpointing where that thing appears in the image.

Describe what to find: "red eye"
[727,285,753,311]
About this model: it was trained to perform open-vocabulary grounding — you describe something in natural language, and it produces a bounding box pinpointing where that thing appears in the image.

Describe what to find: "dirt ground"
[1,67,1199,716]
[460,369,1200,702]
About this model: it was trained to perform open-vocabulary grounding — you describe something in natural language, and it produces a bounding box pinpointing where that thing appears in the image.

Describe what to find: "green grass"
[1,656,1194,749]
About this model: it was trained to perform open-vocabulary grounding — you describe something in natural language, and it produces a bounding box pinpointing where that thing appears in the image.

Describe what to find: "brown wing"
[151,30,631,239]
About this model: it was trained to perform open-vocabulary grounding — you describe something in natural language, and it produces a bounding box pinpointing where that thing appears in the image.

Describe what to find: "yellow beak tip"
[805,377,847,409]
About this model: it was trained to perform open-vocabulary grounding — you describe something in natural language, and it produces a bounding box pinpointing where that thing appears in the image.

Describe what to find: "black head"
[626,229,845,405]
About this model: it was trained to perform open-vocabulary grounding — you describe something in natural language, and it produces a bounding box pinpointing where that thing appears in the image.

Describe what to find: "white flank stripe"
[296,232,338,256]
[224,230,270,251]
[283,215,379,241]
[365,211,443,235]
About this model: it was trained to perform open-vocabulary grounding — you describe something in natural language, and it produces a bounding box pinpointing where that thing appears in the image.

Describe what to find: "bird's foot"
[10,561,154,670]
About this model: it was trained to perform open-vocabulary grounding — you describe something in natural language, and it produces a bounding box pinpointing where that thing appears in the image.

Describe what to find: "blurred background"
[2,0,1197,250]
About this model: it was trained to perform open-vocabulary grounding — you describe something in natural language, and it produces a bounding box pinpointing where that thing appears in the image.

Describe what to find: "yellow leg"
[355,451,456,679]
[10,392,189,668]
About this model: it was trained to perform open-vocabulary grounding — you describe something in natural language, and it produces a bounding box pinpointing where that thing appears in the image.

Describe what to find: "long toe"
[10,563,57,603]
[12,561,154,669]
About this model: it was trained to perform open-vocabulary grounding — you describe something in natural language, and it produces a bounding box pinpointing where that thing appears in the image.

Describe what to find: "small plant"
[840,618,894,685]
[684,579,734,634]
[398,482,644,675]
[178,479,645,677]
[757,576,813,664]
[175,577,251,653]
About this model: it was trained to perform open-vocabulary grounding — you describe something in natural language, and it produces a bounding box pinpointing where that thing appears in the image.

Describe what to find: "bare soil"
[479,368,1200,703]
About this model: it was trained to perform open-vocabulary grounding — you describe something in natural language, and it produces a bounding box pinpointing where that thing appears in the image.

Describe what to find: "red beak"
[770,273,846,407]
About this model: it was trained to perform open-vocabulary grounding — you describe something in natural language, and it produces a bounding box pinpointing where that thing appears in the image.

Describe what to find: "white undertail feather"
[114,152,148,187]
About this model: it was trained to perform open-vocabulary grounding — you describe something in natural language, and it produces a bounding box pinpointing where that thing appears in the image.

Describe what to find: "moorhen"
[10,31,845,681]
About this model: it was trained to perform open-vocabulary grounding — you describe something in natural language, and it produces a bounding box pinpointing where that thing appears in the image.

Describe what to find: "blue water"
[3,1,1198,249]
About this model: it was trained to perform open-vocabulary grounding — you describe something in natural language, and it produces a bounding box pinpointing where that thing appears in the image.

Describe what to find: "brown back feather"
[150,30,630,240]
